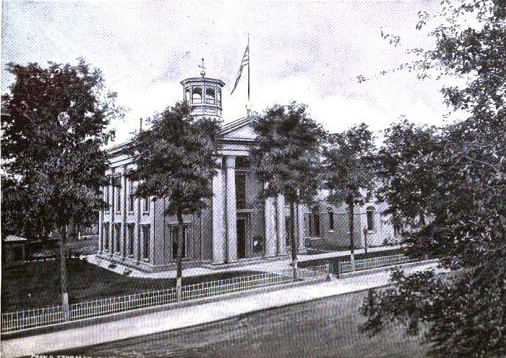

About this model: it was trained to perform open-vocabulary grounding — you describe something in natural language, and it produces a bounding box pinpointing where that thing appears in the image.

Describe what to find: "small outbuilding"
[2,235,28,267]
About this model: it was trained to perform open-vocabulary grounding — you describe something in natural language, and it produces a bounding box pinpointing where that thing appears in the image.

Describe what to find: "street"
[51,290,427,358]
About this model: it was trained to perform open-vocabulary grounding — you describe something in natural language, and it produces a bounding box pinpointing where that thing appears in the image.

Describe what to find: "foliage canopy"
[360,1,506,357]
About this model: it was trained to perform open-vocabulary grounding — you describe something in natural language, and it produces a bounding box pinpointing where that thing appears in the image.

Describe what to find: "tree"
[376,118,443,257]
[1,176,48,240]
[251,102,326,280]
[360,1,506,357]
[322,123,376,269]
[128,102,221,299]
[1,59,120,318]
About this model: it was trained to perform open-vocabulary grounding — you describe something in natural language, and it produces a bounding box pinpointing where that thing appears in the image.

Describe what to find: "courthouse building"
[97,72,395,272]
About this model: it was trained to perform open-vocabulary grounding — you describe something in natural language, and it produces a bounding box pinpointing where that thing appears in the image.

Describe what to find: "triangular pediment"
[220,117,257,140]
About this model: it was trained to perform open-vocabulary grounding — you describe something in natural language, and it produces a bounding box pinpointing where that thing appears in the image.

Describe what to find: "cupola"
[180,59,225,119]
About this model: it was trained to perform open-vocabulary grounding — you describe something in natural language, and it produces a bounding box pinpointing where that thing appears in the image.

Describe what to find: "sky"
[2,0,455,143]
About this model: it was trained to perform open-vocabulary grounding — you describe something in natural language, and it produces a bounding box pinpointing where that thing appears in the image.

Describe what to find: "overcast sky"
[2,0,454,143]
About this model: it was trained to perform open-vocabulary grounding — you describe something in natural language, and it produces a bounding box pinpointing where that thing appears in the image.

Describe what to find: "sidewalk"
[89,245,402,278]
[1,259,436,358]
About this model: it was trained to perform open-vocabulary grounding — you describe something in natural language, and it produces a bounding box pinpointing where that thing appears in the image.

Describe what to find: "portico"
[211,122,289,264]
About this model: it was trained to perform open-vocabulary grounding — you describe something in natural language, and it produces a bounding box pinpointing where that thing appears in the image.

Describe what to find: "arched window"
[192,87,202,103]
[185,88,190,102]
[366,206,375,231]
[206,87,215,104]
[328,208,334,230]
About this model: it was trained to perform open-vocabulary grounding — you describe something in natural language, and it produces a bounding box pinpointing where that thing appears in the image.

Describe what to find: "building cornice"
[106,115,257,158]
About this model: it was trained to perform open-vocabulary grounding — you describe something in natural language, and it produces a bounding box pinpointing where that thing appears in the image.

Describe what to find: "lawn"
[1,259,261,312]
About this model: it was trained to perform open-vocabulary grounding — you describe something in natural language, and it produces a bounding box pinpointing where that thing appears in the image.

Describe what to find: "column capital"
[225,156,236,169]
[214,156,223,168]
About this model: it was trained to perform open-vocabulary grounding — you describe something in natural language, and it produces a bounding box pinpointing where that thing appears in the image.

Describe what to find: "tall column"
[109,175,115,258]
[121,172,127,259]
[225,156,237,263]
[264,196,276,257]
[297,203,306,252]
[98,212,103,254]
[135,181,141,264]
[212,158,225,264]
[150,199,155,264]
[276,194,287,255]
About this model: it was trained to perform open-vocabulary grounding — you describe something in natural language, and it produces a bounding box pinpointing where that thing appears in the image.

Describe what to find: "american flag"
[230,44,249,95]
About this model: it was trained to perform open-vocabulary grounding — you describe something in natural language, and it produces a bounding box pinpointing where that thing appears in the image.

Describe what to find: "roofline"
[106,115,257,156]
[180,77,226,87]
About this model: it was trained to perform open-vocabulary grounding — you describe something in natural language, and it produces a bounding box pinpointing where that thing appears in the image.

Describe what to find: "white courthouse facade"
[98,74,305,272]
[97,72,396,272]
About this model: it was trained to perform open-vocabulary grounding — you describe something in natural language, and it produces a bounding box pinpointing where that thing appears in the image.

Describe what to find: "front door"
[237,216,247,259]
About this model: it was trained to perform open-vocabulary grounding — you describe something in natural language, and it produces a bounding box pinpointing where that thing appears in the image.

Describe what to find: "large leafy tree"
[251,102,326,279]
[322,123,376,267]
[128,102,221,299]
[1,59,120,318]
[360,1,506,357]
[376,119,443,255]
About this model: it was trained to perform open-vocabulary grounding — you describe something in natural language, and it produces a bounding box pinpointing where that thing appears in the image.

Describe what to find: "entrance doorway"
[309,212,321,237]
[236,214,249,259]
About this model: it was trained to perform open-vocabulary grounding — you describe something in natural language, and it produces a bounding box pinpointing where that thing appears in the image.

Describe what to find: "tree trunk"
[60,225,70,320]
[290,201,298,281]
[363,227,368,254]
[176,209,184,301]
[348,200,355,271]
[419,213,429,260]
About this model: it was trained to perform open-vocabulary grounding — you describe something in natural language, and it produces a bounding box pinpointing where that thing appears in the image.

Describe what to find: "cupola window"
[192,87,202,103]
[206,87,215,104]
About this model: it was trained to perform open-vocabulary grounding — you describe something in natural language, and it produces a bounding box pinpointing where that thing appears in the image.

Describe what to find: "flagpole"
[248,34,250,105]
[247,33,251,116]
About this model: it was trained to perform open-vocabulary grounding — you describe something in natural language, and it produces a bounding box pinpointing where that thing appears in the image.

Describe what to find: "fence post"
[326,263,331,280]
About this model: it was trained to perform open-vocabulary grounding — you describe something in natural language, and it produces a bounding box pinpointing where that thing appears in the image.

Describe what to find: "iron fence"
[337,253,412,275]
[1,264,329,334]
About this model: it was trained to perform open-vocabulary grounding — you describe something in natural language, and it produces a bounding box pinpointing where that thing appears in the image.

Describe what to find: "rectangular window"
[328,211,334,230]
[143,197,150,213]
[102,223,110,251]
[127,223,135,257]
[141,224,150,260]
[114,223,121,254]
[235,173,247,209]
[285,205,292,246]
[309,212,320,237]
[128,179,135,213]
[170,225,188,259]
[367,209,375,231]
[113,176,121,212]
